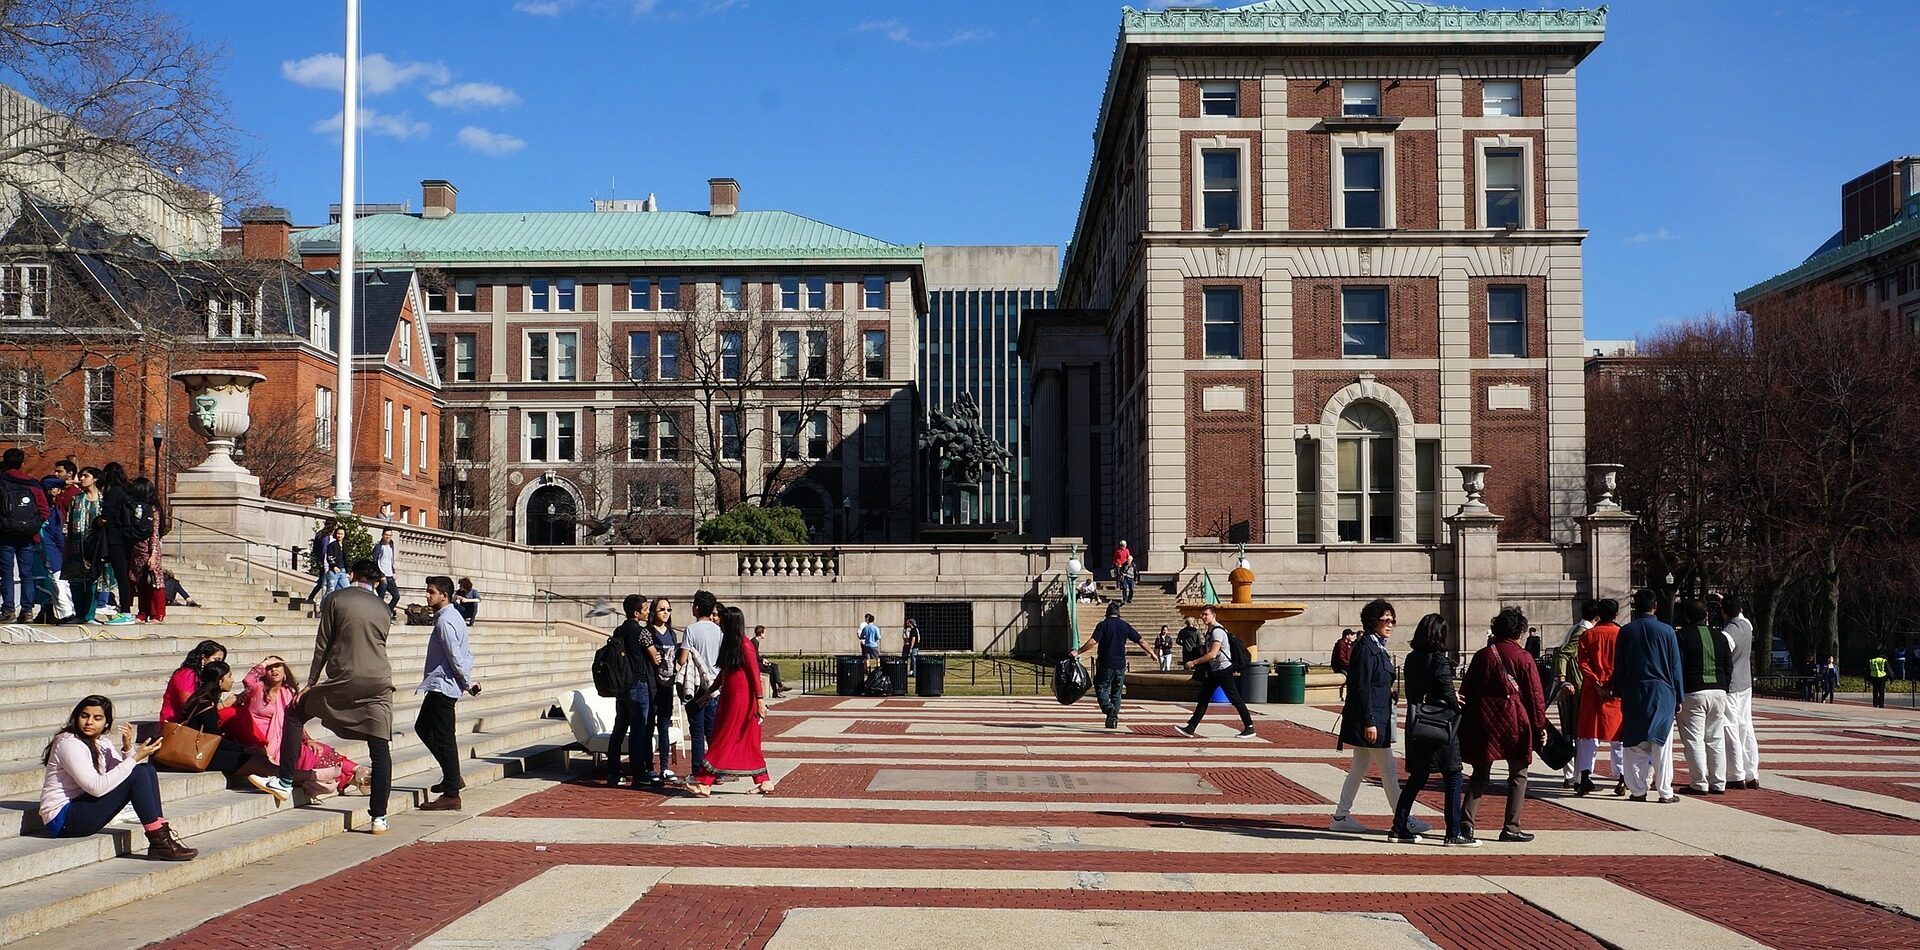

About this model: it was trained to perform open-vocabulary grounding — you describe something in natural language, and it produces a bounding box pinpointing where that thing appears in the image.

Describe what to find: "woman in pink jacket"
[231,657,366,798]
[157,640,226,723]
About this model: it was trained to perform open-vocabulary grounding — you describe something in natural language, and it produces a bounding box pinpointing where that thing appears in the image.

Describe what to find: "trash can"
[880,656,911,696]
[1240,661,1271,704]
[916,656,947,697]
[835,655,864,696]
[1272,661,1308,704]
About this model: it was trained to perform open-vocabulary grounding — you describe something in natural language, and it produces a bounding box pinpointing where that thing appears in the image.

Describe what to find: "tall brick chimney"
[709,178,739,217]
[422,179,458,219]
[238,206,293,261]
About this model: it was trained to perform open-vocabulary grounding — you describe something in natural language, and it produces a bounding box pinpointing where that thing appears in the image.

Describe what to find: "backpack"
[0,480,42,538]
[1226,631,1253,673]
[592,634,637,698]
[128,502,155,540]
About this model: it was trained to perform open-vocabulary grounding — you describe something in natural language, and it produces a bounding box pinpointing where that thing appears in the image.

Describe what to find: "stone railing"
[737,550,840,578]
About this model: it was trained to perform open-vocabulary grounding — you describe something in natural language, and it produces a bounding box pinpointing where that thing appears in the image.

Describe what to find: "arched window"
[527,484,577,546]
[1337,402,1396,543]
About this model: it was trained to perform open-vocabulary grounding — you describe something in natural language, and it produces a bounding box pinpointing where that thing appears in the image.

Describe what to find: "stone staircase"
[0,558,600,945]
[1074,581,1185,665]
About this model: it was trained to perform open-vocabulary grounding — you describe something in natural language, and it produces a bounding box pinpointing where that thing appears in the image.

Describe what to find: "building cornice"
[1121,5,1608,39]
[1142,228,1590,247]
[1735,211,1920,308]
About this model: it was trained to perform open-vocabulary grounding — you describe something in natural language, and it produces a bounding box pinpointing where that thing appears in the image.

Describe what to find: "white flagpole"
[332,0,358,515]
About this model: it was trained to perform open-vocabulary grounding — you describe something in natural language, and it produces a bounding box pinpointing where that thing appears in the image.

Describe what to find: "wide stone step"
[0,634,591,681]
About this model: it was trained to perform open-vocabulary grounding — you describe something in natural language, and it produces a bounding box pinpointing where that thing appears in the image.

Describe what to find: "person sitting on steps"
[39,695,196,860]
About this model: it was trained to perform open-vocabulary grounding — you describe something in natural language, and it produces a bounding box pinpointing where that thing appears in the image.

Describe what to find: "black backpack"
[0,480,42,538]
[592,635,637,698]
[1227,632,1253,673]
[128,502,155,539]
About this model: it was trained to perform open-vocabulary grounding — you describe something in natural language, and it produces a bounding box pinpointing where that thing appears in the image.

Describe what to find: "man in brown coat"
[250,559,395,833]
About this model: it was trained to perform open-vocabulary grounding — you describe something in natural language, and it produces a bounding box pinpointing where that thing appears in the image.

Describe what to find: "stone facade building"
[1736,156,1920,333]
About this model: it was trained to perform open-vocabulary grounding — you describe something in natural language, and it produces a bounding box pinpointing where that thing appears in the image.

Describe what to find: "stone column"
[1446,464,1503,654]
[1028,367,1064,540]
[1579,462,1636,601]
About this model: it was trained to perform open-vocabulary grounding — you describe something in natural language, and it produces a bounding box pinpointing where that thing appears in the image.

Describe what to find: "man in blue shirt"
[417,575,479,812]
[859,613,881,662]
[1075,602,1159,729]
[1615,589,1683,803]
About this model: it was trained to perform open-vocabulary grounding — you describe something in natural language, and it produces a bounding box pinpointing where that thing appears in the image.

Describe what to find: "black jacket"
[1402,647,1462,773]
[1677,624,1732,694]
[1338,634,1395,749]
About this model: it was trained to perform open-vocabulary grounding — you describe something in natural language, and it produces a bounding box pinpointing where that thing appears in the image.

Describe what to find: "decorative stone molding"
[1317,374,1417,434]
[1456,464,1492,515]
[171,370,266,475]
[1587,462,1624,513]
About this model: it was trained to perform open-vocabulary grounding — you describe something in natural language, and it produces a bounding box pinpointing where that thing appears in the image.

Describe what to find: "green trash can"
[1272,661,1308,704]
[1240,660,1271,703]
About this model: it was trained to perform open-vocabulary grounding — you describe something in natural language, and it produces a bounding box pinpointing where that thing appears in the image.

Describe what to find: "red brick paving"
[1704,787,1920,834]
[771,763,1327,805]
[843,720,912,735]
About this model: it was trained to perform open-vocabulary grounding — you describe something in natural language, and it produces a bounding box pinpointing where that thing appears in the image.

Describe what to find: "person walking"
[1392,614,1468,845]
[0,448,49,623]
[60,467,104,625]
[1676,599,1734,795]
[1174,604,1256,739]
[1460,606,1547,843]
[604,594,665,786]
[1113,543,1136,606]
[1868,649,1891,709]
[373,530,400,619]
[680,590,723,778]
[686,606,773,796]
[1574,598,1626,796]
[1331,628,1358,676]
[858,613,881,663]
[1710,593,1761,789]
[1615,589,1683,803]
[1155,625,1175,673]
[1821,654,1839,703]
[1076,602,1159,729]
[251,560,395,834]
[902,618,920,670]
[1552,600,1600,787]
[1330,599,1417,833]
[304,522,335,604]
[416,576,479,811]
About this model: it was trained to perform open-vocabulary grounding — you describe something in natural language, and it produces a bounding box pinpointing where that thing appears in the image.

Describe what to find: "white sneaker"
[1329,815,1370,833]
[1407,817,1432,834]
[367,816,388,835]
[1173,725,1197,739]
[250,775,293,803]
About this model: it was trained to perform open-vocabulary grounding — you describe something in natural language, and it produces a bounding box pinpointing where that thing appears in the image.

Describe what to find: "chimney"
[422,179,458,219]
[709,178,739,217]
[238,206,293,261]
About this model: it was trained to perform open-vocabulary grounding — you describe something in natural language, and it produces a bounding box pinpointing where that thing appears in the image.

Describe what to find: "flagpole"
[332,0,358,515]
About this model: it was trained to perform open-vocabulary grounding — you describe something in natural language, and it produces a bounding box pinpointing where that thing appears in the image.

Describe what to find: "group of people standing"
[2,452,175,626]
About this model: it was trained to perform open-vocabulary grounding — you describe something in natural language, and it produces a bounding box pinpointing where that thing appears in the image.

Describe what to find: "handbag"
[1408,700,1459,745]
[154,719,221,772]
[1537,721,1575,771]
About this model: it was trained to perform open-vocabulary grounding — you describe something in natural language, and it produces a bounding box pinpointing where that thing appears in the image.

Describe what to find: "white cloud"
[427,82,522,109]
[513,0,573,13]
[1625,227,1679,245]
[281,52,451,95]
[855,19,991,48]
[458,126,526,156]
[311,108,431,140]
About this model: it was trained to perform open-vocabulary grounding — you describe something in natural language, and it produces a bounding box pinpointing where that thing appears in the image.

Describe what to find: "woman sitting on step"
[158,639,227,723]
[229,657,368,798]
[165,661,254,778]
[39,695,196,860]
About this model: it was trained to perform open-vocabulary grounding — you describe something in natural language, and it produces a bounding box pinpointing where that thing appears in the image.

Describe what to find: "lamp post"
[1065,545,1083,650]
[331,0,360,516]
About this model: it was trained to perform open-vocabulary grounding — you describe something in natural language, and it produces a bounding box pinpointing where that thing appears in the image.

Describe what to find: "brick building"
[1736,156,1920,333]
[1028,0,1607,571]
[293,179,924,544]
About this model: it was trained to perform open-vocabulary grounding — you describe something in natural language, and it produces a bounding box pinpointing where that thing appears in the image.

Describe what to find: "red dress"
[694,639,769,786]
[1576,622,1624,740]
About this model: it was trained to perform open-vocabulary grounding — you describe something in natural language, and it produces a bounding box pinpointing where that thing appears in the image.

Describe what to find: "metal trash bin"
[1272,661,1308,704]
[916,656,947,697]
[880,656,911,696]
[835,655,864,696]
[1241,660,1271,704]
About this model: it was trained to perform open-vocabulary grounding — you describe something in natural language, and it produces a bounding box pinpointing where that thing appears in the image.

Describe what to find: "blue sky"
[165,0,1914,340]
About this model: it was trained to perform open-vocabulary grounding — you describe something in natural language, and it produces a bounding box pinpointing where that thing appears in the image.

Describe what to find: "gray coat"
[299,585,394,741]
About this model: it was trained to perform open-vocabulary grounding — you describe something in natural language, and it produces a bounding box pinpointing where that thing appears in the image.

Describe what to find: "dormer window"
[0,264,49,320]
[208,292,259,338]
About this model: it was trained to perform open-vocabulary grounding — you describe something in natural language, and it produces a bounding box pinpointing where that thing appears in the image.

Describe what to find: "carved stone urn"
[1456,464,1492,514]
[171,370,267,475]
[1588,462,1625,512]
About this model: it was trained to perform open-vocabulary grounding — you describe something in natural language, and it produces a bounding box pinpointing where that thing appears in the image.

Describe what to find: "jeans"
[378,578,400,616]
[1094,666,1127,717]
[1117,574,1135,604]
[1465,759,1530,837]
[53,762,163,837]
[0,540,31,611]
[1395,768,1462,839]
[1335,746,1403,818]
[685,699,718,775]
[281,702,392,818]
[416,691,462,795]
[607,685,655,781]
[1185,668,1252,731]
[649,688,676,774]
[1679,689,1730,791]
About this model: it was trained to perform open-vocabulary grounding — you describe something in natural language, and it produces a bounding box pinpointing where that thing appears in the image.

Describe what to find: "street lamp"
[1065,546,1083,650]
[151,424,165,497]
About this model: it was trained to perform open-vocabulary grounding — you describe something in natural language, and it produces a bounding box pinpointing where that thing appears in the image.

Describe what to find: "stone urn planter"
[171,370,267,475]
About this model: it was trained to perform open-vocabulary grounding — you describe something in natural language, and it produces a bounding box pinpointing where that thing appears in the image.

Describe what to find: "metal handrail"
[170,515,284,587]
[535,588,614,638]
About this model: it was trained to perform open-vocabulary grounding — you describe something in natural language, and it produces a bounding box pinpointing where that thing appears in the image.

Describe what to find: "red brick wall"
[1293,370,1440,425]
[1462,130,1549,230]
[1183,277,1262,360]
[1178,79,1263,118]
[477,285,495,311]
[1287,80,1337,117]
[1292,278,1440,360]
[1184,371,1264,543]
[1288,131,1331,230]
[1179,131,1264,231]
[1395,129,1439,230]
[1467,277,1548,359]
[1470,369,1549,541]
[1383,79,1436,118]
[506,284,524,313]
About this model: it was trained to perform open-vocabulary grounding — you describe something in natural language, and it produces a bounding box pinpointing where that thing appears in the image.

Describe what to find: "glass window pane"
[628,278,649,310]
[1342,80,1380,116]
[1203,193,1240,230]
[1490,323,1525,357]
[1369,438,1393,492]
[1487,191,1521,229]
[1337,438,1361,492]
[1201,80,1239,116]
[1486,151,1522,189]
[1344,150,1381,189]
[1344,191,1381,229]
[1369,494,1394,543]
[1202,287,1241,358]
[1337,495,1361,542]
[1202,150,1238,188]
[721,276,743,310]
[805,276,826,309]
[658,332,679,380]
[864,276,885,309]
[659,278,679,310]
[780,277,799,309]
[1484,80,1522,116]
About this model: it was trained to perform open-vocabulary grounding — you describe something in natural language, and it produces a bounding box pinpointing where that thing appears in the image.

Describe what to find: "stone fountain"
[1177,559,1307,654]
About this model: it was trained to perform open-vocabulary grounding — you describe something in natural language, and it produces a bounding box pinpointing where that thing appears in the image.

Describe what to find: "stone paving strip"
[764,907,1438,950]
[1487,876,1770,950]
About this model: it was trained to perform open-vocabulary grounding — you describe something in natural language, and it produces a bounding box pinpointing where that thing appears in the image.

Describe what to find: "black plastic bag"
[1054,657,1091,705]
[862,668,894,697]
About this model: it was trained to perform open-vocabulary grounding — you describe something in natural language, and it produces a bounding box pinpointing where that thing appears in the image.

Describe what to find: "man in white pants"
[1674,599,1733,795]
[1712,592,1761,790]
[1616,589,1683,803]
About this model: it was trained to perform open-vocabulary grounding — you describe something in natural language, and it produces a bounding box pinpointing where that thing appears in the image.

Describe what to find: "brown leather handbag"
[154,720,221,772]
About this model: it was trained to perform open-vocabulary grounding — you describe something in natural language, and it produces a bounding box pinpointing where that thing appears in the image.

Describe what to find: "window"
[1341,288,1388,358]
[658,331,680,381]
[1342,149,1384,228]
[84,367,114,435]
[398,323,412,366]
[556,277,576,311]
[455,280,476,312]
[526,331,578,381]
[1488,286,1527,357]
[657,414,679,461]
[805,276,826,310]
[1342,80,1380,116]
[530,278,549,311]
[862,329,886,379]
[526,410,577,462]
[863,276,886,310]
[627,412,651,461]
[419,411,429,473]
[1200,80,1239,116]
[401,409,412,473]
[528,333,549,380]
[719,410,742,460]
[1482,80,1522,117]
[311,302,332,349]
[779,277,800,310]
[719,331,742,380]
[432,334,447,378]
[627,278,650,311]
[1,264,49,320]
[0,369,44,436]
[1415,440,1438,544]
[452,413,473,461]
[207,295,258,338]
[556,411,576,461]
[1202,287,1242,359]
[1337,402,1396,543]
[861,409,887,463]
[805,329,828,379]
[626,481,650,511]
[777,330,800,380]
[778,410,801,459]
[526,411,548,462]
[382,400,394,460]
[452,481,476,513]
[1201,149,1241,230]
[1484,148,1525,229]
[659,278,679,311]
[454,333,476,382]
[1295,440,1318,543]
[658,481,680,509]
[627,332,651,381]
[427,285,449,312]
[806,411,829,460]
[315,387,333,448]
[721,276,743,310]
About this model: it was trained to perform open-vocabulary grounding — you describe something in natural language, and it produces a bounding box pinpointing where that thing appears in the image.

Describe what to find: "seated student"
[40,695,196,860]
[163,571,199,607]
[1076,577,1102,603]
[164,662,253,777]
[158,640,226,724]
[454,577,481,625]
[230,657,366,798]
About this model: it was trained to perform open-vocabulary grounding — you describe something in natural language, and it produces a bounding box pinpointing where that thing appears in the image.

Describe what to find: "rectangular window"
[1342,80,1380,116]
[1415,440,1438,544]
[1484,148,1525,229]
[863,276,886,310]
[862,329,886,379]
[658,331,680,381]
[861,409,887,463]
[627,481,649,511]
[657,413,679,461]
[382,400,394,460]
[1200,80,1239,116]
[401,409,412,473]
[1201,149,1241,230]
[1,264,50,320]
[452,481,475,513]
[1202,287,1242,359]
[530,278,549,312]
[454,333,476,382]
[627,412,651,461]
[1342,288,1388,358]
[311,302,332,349]
[805,328,828,379]
[805,276,827,310]
[526,411,548,462]
[431,334,447,378]
[84,367,114,435]
[1336,436,1395,543]
[720,331,742,380]
[628,278,651,311]
[315,387,332,448]
[777,329,800,380]
[554,411,576,461]
[658,481,680,509]
[780,276,800,310]
[419,412,429,473]
[455,279,476,312]
[659,277,680,311]
[556,331,578,381]
[721,276,743,310]
[207,298,257,338]
[524,331,577,381]
[806,410,829,460]
[1488,286,1527,357]
[778,410,801,459]
[556,277,576,312]
[1482,80,1522,117]
[527,332,550,381]
[627,332,650,381]
[427,286,448,312]
[452,413,473,461]
[1295,440,1318,544]
[719,410,742,460]
[1342,149,1384,228]
[0,369,44,435]
[398,325,412,365]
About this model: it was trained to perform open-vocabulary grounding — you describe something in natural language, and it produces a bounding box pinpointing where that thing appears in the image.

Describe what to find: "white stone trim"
[1473,135,1536,231]
[1308,377,1421,544]
[1189,134,1255,231]
[1329,132,1397,230]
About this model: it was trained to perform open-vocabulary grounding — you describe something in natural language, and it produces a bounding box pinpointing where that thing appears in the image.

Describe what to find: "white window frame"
[657,331,680,381]
[721,276,743,311]
[529,277,577,313]
[862,276,886,310]
[805,410,829,460]
[627,277,651,311]
[626,331,651,382]
[1330,133,1398,230]
[452,412,473,462]
[1482,80,1522,117]
[310,300,332,348]
[453,333,476,382]
[1,264,50,320]
[1200,80,1240,117]
[382,399,394,461]
[401,407,412,473]
[720,330,743,381]
[83,366,114,435]
[398,323,412,366]
[1342,79,1381,117]
[523,330,579,382]
[861,408,887,464]
[862,328,886,380]
[777,329,801,380]
[1201,286,1243,359]
[1341,286,1390,359]
[1487,285,1528,358]
[804,328,829,380]
[418,411,429,473]
[719,410,742,461]
[659,277,680,311]
[805,276,827,310]
[627,412,651,462]
[657,413,679,462]
[523,409,578,463]
[1191,136,1251,232]
[779,277,800,310]
[1474,137,1535,231]
[1335,404,1397,544]
[314,387,333,448]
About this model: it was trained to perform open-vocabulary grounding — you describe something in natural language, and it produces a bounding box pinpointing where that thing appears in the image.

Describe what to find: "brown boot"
[144,824,198,861]
[419,794,463,812]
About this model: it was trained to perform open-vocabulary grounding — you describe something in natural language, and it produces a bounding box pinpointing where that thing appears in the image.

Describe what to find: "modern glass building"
[920,246,1058,530]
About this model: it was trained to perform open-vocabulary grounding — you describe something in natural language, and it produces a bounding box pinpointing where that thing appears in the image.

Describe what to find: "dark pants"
[416,691,462,795]
[1871,677,1888,708]
[606,686,656,782]
[1094,666,1127,717]
[67,574,95,623]
[1464,759,1529,838]
[1117,575,1135,604]
[54,761,163,838]
[456,602,477,625]
[1395,768,1463,839]
[649,687,676,774]
[378,578,400,616]
[280,704,393,818]
[105,541,134,613]
[1185,668,1253,730]
[685,699,718,775]
[0,540,31,611]
[762,661,785,692]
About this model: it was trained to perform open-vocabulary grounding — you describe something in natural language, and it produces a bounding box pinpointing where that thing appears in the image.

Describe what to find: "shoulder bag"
[154,719,221,772]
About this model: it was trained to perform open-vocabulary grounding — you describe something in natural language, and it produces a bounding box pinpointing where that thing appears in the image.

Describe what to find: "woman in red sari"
[686,606,771,796]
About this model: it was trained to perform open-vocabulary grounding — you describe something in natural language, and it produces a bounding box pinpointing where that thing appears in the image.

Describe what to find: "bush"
[308,513,376,576]
[696,505,811,545]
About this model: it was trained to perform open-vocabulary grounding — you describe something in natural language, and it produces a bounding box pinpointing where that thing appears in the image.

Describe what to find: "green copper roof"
[1735,209,1920,307]
[1123,0,1608,35]
[292,210,923,264]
